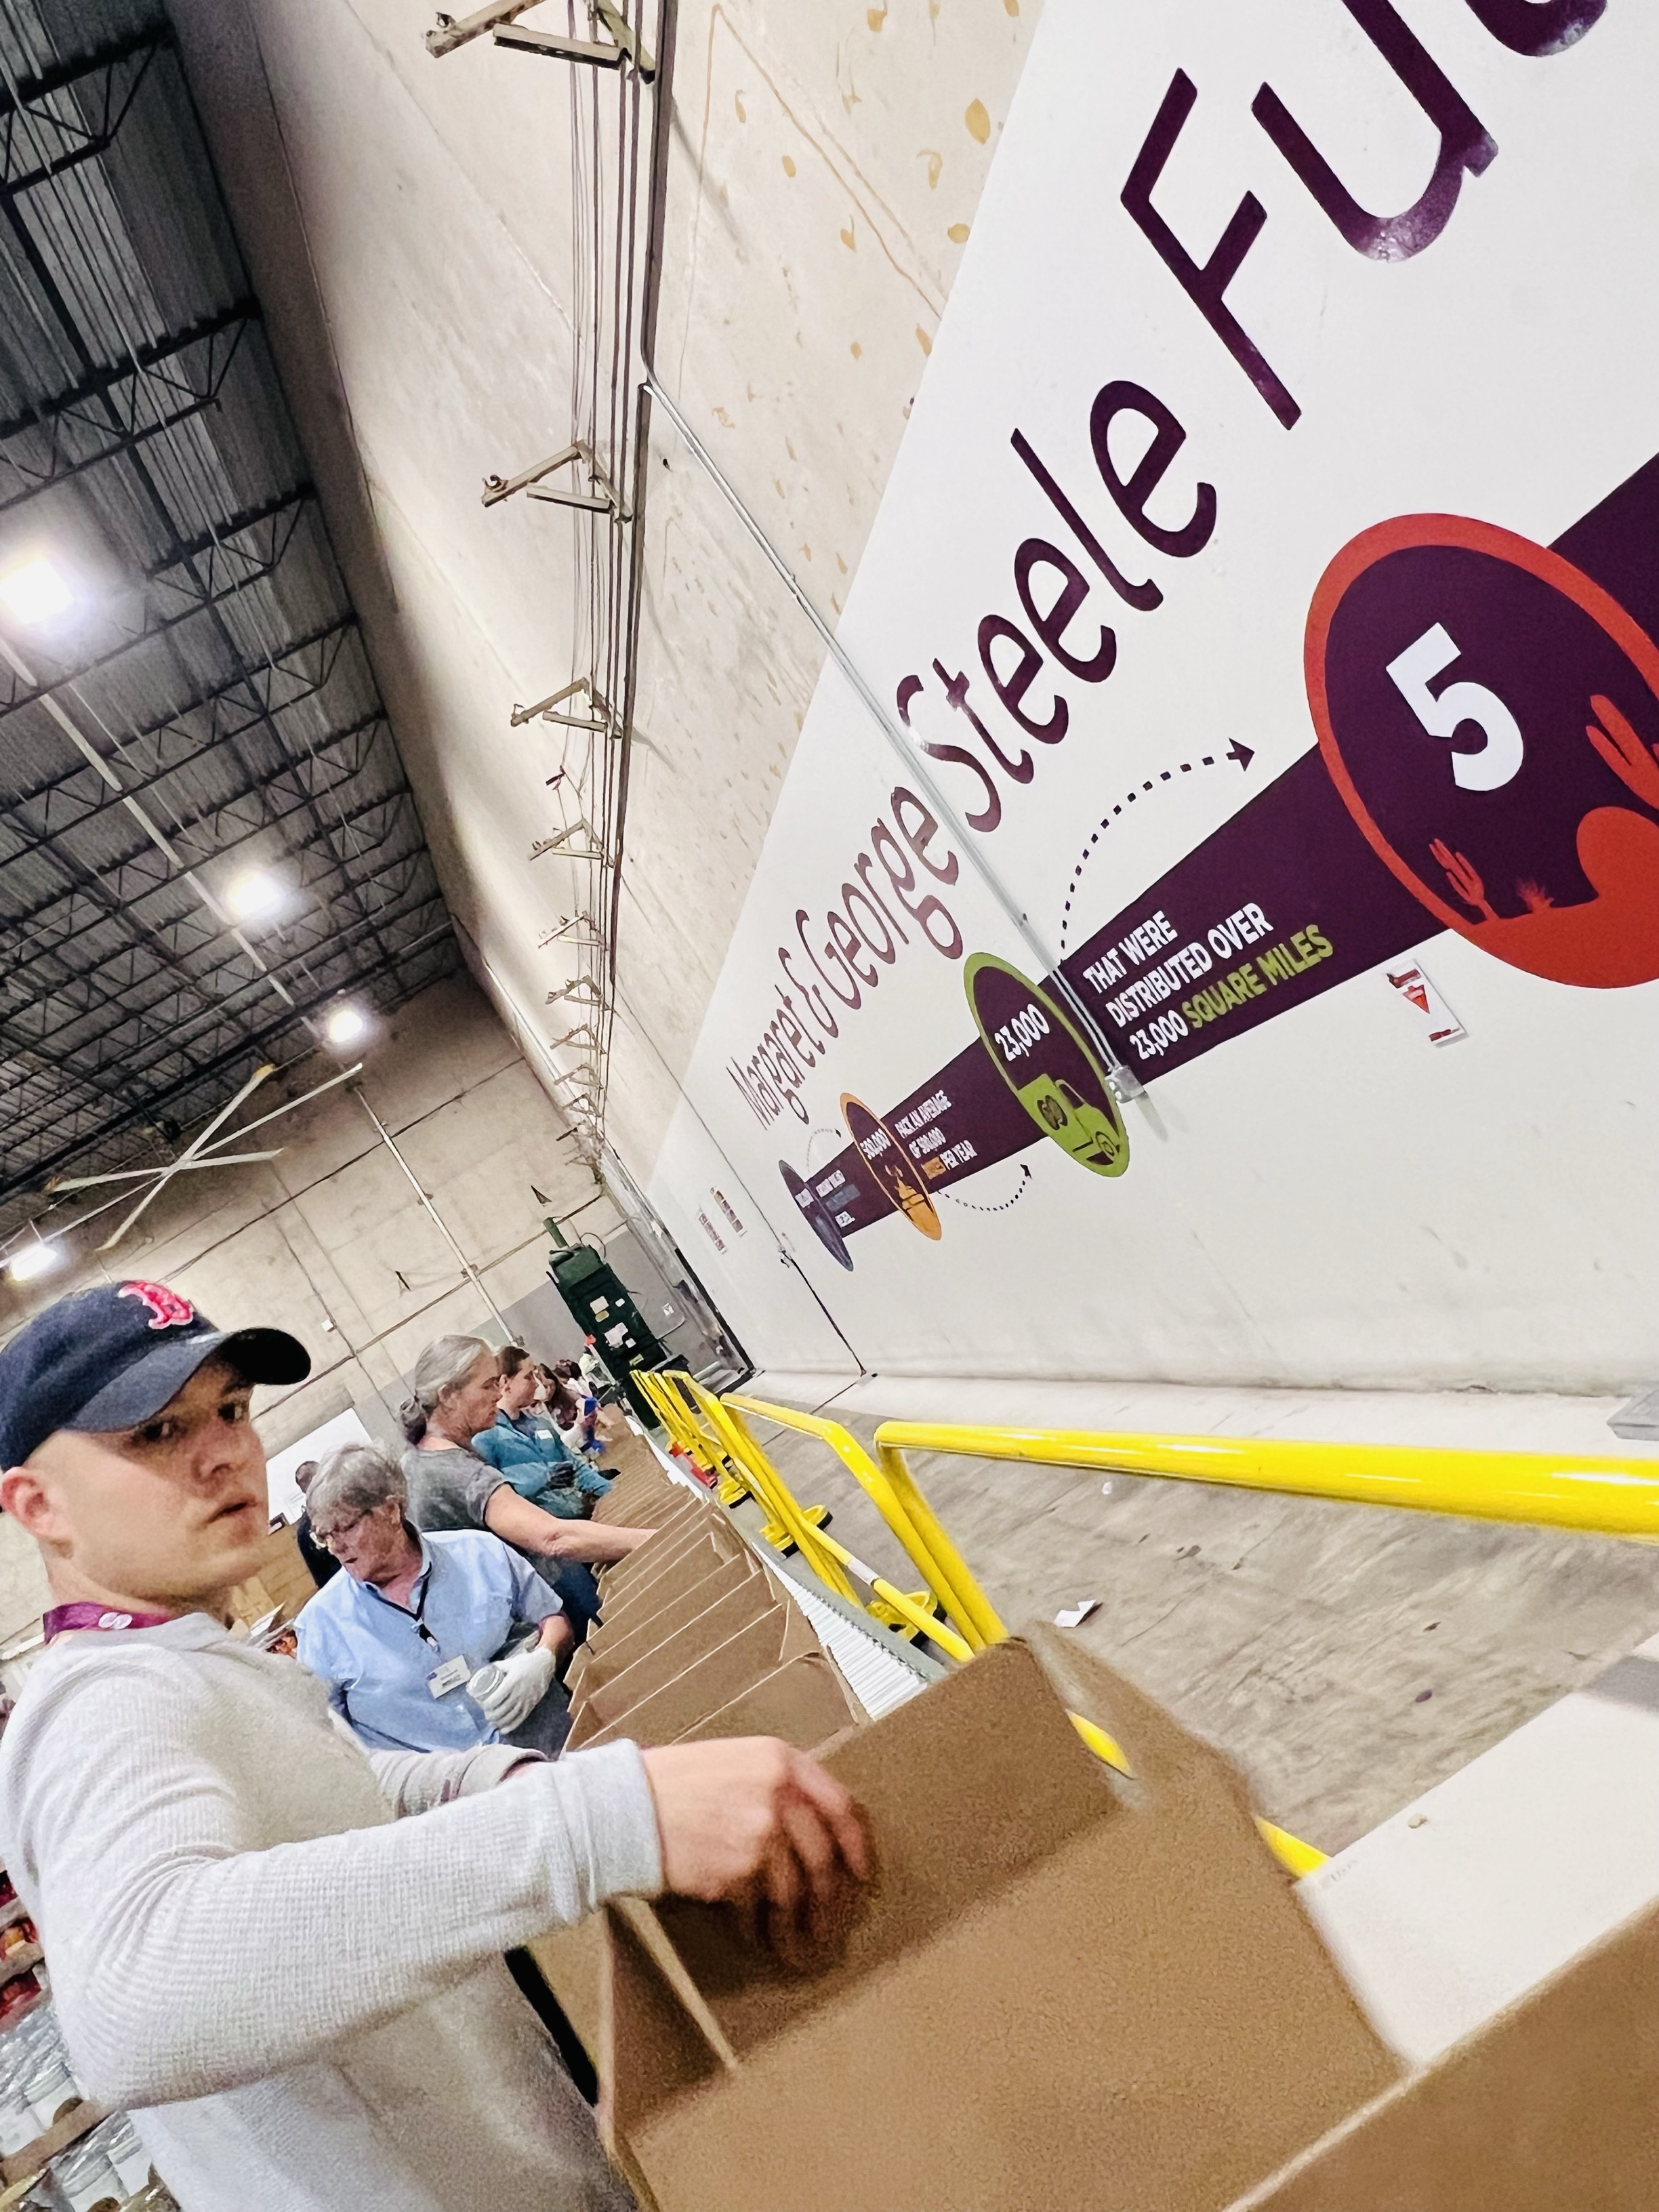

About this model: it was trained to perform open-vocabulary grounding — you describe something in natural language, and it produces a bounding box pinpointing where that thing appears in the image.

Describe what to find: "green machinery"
[545,1232,666,1421]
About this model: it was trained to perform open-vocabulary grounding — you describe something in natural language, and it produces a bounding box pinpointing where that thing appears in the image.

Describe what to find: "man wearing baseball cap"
[0,1280,868,2212]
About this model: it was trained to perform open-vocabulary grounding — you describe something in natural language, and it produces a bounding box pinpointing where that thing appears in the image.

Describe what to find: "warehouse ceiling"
[0,0,459,1245]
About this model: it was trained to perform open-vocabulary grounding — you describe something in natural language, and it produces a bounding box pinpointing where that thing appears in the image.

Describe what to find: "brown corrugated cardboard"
[598,1525,747,1624]
[527,1917,607,2067]
[1225,1891,1659,2211]
[577,1570,781,1698]
[592,1433,682,1517]
[569,1604,855,1753]
[596,1530,722,1612]
[599,1631,1399,2212]
[600,1492,721,1568]
[662,1654,861,1746]
[593,1553,750,1652]
[571,1593,790,1727]
[602,1494,718,1568]
[586,1551,773,1656]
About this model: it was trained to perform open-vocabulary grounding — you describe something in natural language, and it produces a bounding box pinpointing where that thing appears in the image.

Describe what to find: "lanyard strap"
[368,1542,440,1651]
[43,1603,176,1641]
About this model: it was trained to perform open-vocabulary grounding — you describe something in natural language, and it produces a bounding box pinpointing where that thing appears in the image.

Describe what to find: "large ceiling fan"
[46,1060,364,1250]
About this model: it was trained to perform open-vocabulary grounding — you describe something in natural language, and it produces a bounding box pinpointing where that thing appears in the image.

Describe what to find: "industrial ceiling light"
[0,556,75,626]
[226,869,285,922]
[324,1004,369,1047]
[7,1235,64,1284]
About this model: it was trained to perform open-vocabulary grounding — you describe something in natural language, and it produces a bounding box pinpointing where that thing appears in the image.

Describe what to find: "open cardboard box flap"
[594,1475,683,1528]
[1225,1886,1659,2211]
[575,1603,853,1751]
[598,1629,1397,2212]
[602,1495,719,1573]
[574,1565,783,1700]
[599,1519,743,1615]
[596,1536,746,1637]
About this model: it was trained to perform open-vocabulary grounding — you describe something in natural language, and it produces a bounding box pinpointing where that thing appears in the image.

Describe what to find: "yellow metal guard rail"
[636,1371,970,1658]
[869,1422,1659,1544]
[638,1374,1659,1881]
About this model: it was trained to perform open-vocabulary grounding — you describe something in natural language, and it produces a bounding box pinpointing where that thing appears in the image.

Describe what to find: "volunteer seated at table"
[549,1357,604,1461]
[402,1334,642,1640]
[294,1444,571,1755]
[472,1345,609,1520]
[0,1279,870,2212]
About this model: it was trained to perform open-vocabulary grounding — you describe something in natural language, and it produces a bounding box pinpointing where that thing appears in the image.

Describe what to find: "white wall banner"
[650,0,1659,1392]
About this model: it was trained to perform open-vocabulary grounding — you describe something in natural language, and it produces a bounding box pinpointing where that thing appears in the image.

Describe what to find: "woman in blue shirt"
[294,1443,571,1755]
[472,1346,611,1520]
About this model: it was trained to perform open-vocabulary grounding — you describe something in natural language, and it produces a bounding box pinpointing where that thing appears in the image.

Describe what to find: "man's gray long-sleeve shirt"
[0,1613,661,2212]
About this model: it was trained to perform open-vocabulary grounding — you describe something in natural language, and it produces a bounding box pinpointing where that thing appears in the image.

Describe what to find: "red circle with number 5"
[1307,513,1659,988]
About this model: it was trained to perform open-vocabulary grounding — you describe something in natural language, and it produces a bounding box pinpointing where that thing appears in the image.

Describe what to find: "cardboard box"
[569,1556,773,1699]
[228,1523,313,1629]
[533,1550,851,2056]
[601,1469,689,1527]
[574,1564,783,1698]
[598,1523,747,1622]
[586,1550,775,1656]
[1226,1891,1659,2210]
[593,1433,682,1517]
[569,1603,857,1753]
[598,1631,1399,2212]
[600,1491,721,1568]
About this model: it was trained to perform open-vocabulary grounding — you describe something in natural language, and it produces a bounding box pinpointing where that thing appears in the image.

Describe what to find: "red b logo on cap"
[118,1281,196,1332]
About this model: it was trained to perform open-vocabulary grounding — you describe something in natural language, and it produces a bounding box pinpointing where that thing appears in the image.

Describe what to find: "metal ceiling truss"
[0,26,166,200]
[1,779,424,1009]
[5,615,365,829]
[1,880,451,1153]
[1,890,449,1157]
[0,298,257,518]
[0,485,315,718]
[0,4,460,1246]
[10,828,437,1048]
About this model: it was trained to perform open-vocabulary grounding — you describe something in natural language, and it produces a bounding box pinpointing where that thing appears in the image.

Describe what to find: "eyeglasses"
[314,1509,376,1551]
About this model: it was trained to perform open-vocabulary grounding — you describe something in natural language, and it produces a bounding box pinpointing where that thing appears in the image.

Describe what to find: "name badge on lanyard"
[426,1653,471,1698]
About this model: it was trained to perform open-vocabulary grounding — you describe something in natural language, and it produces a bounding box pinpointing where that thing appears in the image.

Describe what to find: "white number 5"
[1385,622,1525,793]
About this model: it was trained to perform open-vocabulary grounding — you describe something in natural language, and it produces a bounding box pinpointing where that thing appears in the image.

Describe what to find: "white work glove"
[470,1643,557,1734]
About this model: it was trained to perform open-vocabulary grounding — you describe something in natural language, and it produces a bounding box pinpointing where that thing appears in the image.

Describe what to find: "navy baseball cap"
[0,1279,310,1469]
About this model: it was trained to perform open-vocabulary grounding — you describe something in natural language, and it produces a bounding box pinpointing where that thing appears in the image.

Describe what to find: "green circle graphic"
[964,953,1130,1179]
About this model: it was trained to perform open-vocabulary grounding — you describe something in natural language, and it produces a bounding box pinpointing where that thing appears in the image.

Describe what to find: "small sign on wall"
[1386,964,1467,1048]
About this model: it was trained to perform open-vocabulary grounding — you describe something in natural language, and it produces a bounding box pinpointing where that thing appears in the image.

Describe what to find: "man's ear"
[0,1463,63,1543]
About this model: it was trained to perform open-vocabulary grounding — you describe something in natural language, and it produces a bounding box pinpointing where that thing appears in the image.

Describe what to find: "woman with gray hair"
[294,1443,572,1755]
[399,1336,651,1638]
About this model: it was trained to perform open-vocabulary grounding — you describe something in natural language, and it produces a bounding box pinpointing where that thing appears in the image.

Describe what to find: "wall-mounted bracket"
[483,441,630,521]
[546,977,605,1010]
[510,674,619,736]
[538,912,602,949]
[549,1022,600,1052]
[531,821,607,864]
[428,0,653,74]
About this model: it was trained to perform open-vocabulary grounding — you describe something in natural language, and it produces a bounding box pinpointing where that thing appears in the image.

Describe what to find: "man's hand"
[641,1738,872,1967]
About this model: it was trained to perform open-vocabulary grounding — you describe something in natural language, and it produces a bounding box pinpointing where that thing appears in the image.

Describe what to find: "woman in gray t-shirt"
[398,1336,650,1631]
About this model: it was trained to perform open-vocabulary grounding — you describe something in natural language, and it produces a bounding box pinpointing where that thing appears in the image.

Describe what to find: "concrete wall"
[165,0,1038,1244]
[0,970,615,1637]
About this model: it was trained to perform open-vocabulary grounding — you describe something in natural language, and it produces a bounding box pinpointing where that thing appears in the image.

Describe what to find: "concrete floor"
[732,1374,1659,1853]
